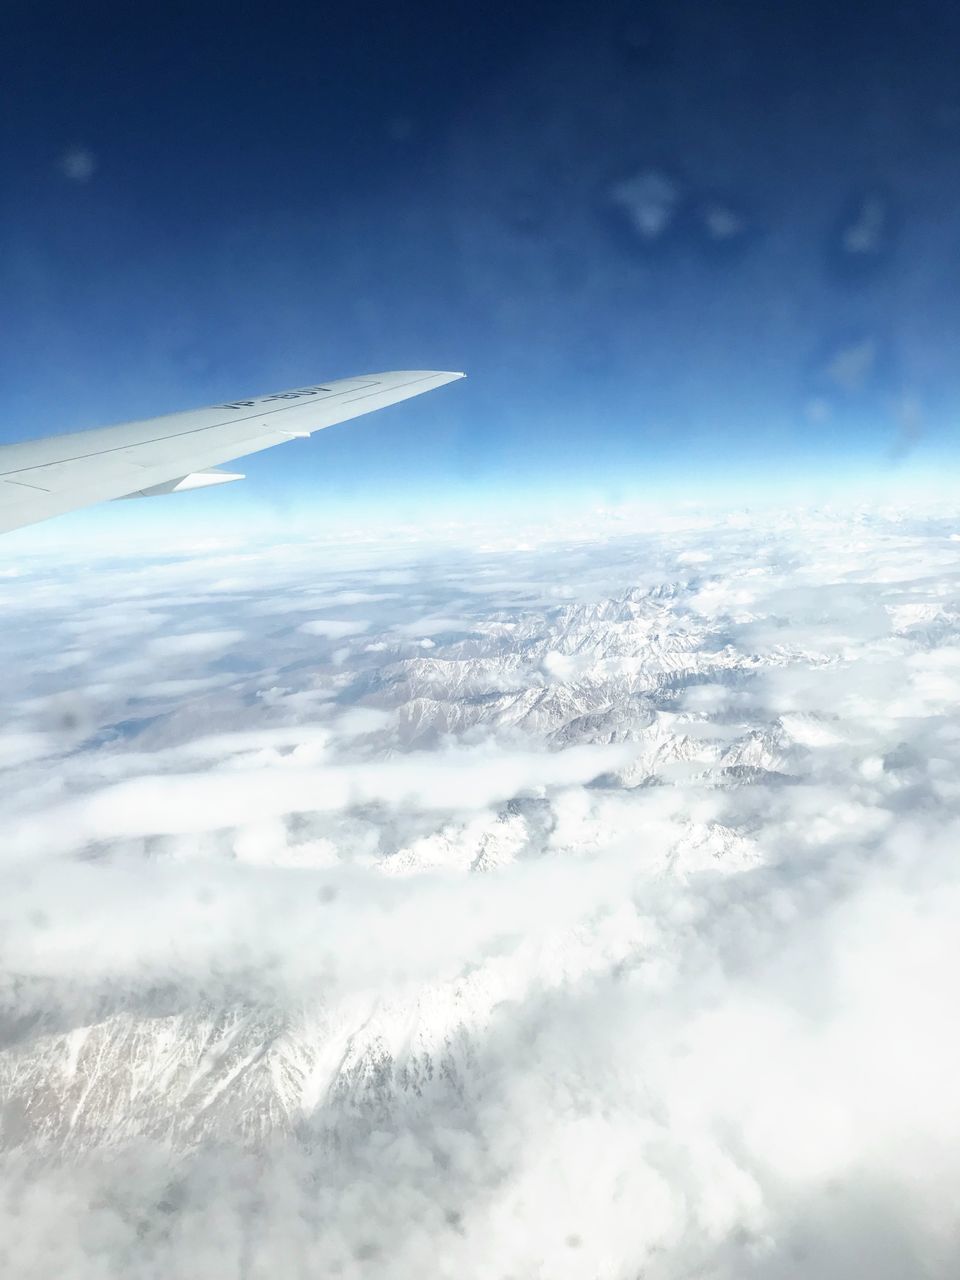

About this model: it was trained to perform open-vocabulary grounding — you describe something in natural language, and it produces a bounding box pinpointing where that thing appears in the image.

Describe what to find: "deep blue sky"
[3,0,960,526]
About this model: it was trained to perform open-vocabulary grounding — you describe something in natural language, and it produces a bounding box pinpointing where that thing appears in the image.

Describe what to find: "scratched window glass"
[1,3,959,1278]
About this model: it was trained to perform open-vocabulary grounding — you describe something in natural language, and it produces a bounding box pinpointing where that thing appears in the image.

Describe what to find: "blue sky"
[3,0,960,532]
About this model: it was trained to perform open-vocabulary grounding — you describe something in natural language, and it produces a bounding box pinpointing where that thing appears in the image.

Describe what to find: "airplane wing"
[0,369,465,534]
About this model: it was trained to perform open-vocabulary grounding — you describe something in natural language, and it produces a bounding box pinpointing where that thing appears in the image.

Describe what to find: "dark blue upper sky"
[3,0,960,519]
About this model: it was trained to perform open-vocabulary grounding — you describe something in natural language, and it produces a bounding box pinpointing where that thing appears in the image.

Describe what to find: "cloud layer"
[1,506,960,1278]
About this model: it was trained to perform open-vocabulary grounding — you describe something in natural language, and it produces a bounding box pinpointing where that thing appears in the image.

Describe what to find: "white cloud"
[147,629,244,657]
[299,619,370,638]
[392,617,476,637]
[0,732,55,769]
[4,742,631,854]
[333,707,394,737]
[541,649,590,681]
